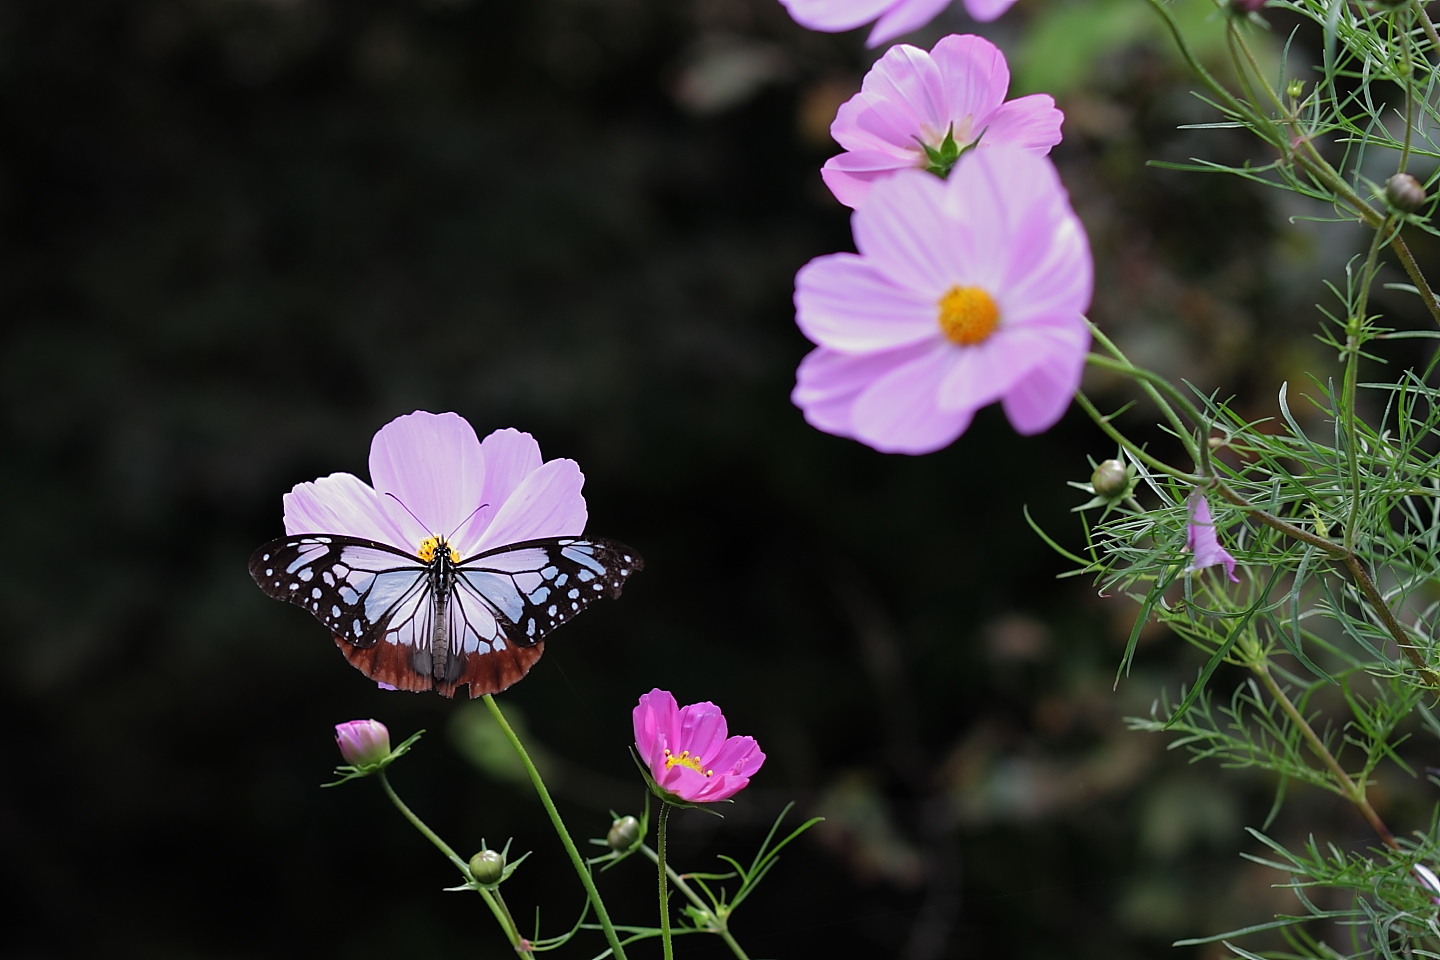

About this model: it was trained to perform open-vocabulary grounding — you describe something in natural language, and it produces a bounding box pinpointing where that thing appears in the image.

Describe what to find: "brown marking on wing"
[334,633,545,698]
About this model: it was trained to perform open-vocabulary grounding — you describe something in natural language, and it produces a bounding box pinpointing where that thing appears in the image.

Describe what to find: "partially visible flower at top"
[335,719,392,767]
[633,689,766,804]
[792,146,1093,454]
[1185,492,1239,582]
[285,410,587,562]
[779,0,1016,49]
[823,35,1064,208]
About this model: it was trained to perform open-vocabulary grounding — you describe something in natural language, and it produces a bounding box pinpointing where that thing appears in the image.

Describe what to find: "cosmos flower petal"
[1186,492,1240,582]
[778,0,897,32]
[964,0,1018,21]
[708,736,764,776]
[868,0,954,46]
[854,170,967,292]
[929,34,1010,120]
[283,471,413,547]
[451,428,545,549]
[847,44,951,148]
[1000,212,1093,325]
[1000,323,1089,434]
[633,690,763,804]
[935,330,1040,412]
[368,411,486,543]
[795,253,941,351]
[680,702,730,760]
[792,343,937,438]
[822,151,917,208]
[849,343,977,454]
[469,457,587,556]
[980,94,1064,153]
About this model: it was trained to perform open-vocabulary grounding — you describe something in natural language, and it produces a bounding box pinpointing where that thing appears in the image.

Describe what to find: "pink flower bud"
[335,719,392,766]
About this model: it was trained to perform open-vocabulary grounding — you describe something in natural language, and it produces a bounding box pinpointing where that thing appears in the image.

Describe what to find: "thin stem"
[1073,391,1195,481]
[1400,10,1415,174]
[377,771,524,949]
[1413,0,1440,58]
[657,803,674,960]
[481,695,629,960]
[638,843,753,960]
[1250,660,1400,850]
[1084,352,1210,474]
[1342,220,1391,551]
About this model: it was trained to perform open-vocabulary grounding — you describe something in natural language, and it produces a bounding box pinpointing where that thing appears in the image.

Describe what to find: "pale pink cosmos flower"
[634,689,766,804]
[823,35,1063,209]
[779,0,1016,48]
[1185,492,1239,582]
[335,719,391,766]
[1415,864,1440,904]
[282,410,586,693]
[792,146,1093,454]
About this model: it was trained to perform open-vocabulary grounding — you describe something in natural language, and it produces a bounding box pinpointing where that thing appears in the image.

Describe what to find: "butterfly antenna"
[384,492,433,534]
[447,501,491,541]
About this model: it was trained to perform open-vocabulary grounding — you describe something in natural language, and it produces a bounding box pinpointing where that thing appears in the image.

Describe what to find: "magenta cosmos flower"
[281,410,588,693]
[822,35,1063,209]
[633,689,766,804]
[1185,492,1239,582]
[792,146,1093,454]
[779,0,1016,48]
[335,719,392,766]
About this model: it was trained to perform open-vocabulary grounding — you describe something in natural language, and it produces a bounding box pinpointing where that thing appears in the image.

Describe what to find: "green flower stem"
[480,695,629,960]
[376,770,524,949]
[1083,351,1210,475]
[1072,390,1193,482]
[657,803,674,960]
[638,843,753,960]
[1342,218,1393,552]
[1087,325,1201,466]
[1399,9,1415,174]
[1413,0,1440,60]
[1249,658,1400,850]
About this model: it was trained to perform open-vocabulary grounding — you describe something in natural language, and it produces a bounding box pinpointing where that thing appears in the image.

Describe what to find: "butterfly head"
[416,535,461,564]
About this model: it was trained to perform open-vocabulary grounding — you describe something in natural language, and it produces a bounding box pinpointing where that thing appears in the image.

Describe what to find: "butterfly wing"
[440,537,643,697]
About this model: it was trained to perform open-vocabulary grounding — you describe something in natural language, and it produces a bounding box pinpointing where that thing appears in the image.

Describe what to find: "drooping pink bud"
[1185,492,1239,583]
[334,719,392,766]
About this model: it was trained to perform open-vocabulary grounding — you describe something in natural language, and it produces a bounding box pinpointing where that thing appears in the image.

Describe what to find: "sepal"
[322,728,424,787]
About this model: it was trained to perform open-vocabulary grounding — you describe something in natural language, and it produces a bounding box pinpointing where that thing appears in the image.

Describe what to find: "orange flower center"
[936,285,999,346]
[664,748,714,777]
[417,536,460,563]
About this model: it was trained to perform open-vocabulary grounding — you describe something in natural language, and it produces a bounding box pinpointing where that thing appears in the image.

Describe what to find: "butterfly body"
[249,533,642,698]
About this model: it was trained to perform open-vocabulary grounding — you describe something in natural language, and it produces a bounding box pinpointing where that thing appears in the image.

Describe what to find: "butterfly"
[249,533,642,698]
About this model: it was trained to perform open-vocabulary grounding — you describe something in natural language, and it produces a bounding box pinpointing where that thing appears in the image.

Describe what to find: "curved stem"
[481,695,629,960]
[1073,390,1194,481]
[377,771,524,949]
[1085,353,1210,474]
[1343,219,1392,551]
[657,803,674,960]
[638,844,752,960]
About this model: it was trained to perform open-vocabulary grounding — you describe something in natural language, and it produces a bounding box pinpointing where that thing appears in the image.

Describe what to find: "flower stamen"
[663,748,714,777]
[937,286,1000,346]
[417,536,460,564]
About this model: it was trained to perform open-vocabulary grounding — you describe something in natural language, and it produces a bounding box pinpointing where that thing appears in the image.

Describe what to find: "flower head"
[633,689,765,804]
[1185,492,1239,582]
[778,0,1016,48]
[823,35,1063,208]
[792,147,1093,454]
[334,719,392,766]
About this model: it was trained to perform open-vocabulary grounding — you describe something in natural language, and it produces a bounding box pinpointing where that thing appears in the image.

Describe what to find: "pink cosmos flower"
[792,146,1093,454]
[1185,492,1239,582]
[1415,864,1440,905]
[779,0,1016,48]
[822,35,1063,209]
[633,689,766,804]
[335,719,391,766]
[282,410,587,693]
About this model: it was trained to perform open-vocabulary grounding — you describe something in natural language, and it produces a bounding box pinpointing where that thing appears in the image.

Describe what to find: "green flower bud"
[1090,459,1130,499]
[469,849,505,885]
[607,815,642,852]
[1386,173,1427,214]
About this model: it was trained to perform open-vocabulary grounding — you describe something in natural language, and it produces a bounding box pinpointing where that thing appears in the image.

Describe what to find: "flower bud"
[469,849,505,885]
[334,719,391,766]
[1090,459,1129,499]
[607,815,642,852]
[1386,173,1427,214]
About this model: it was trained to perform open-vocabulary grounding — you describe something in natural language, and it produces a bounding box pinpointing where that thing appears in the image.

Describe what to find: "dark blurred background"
[6,0,1440,957]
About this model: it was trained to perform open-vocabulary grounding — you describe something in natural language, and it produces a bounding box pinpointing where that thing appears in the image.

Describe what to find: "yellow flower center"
[936,285,1000,346]
[417,536,460,563]
[664,748,714,777]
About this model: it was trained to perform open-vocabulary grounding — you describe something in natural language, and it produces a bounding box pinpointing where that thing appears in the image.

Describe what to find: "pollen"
[417,536,460,564]
[663,748,714,777]
[936,285,1000,346]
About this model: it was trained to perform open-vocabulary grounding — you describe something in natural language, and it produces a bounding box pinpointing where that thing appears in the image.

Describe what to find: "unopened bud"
[334,719,391,766]
[607,815,642,852]
[1386,173,1427,214]
[1286,79,1305,100]
[469,849,505,885]
[1090,459,1129,499]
